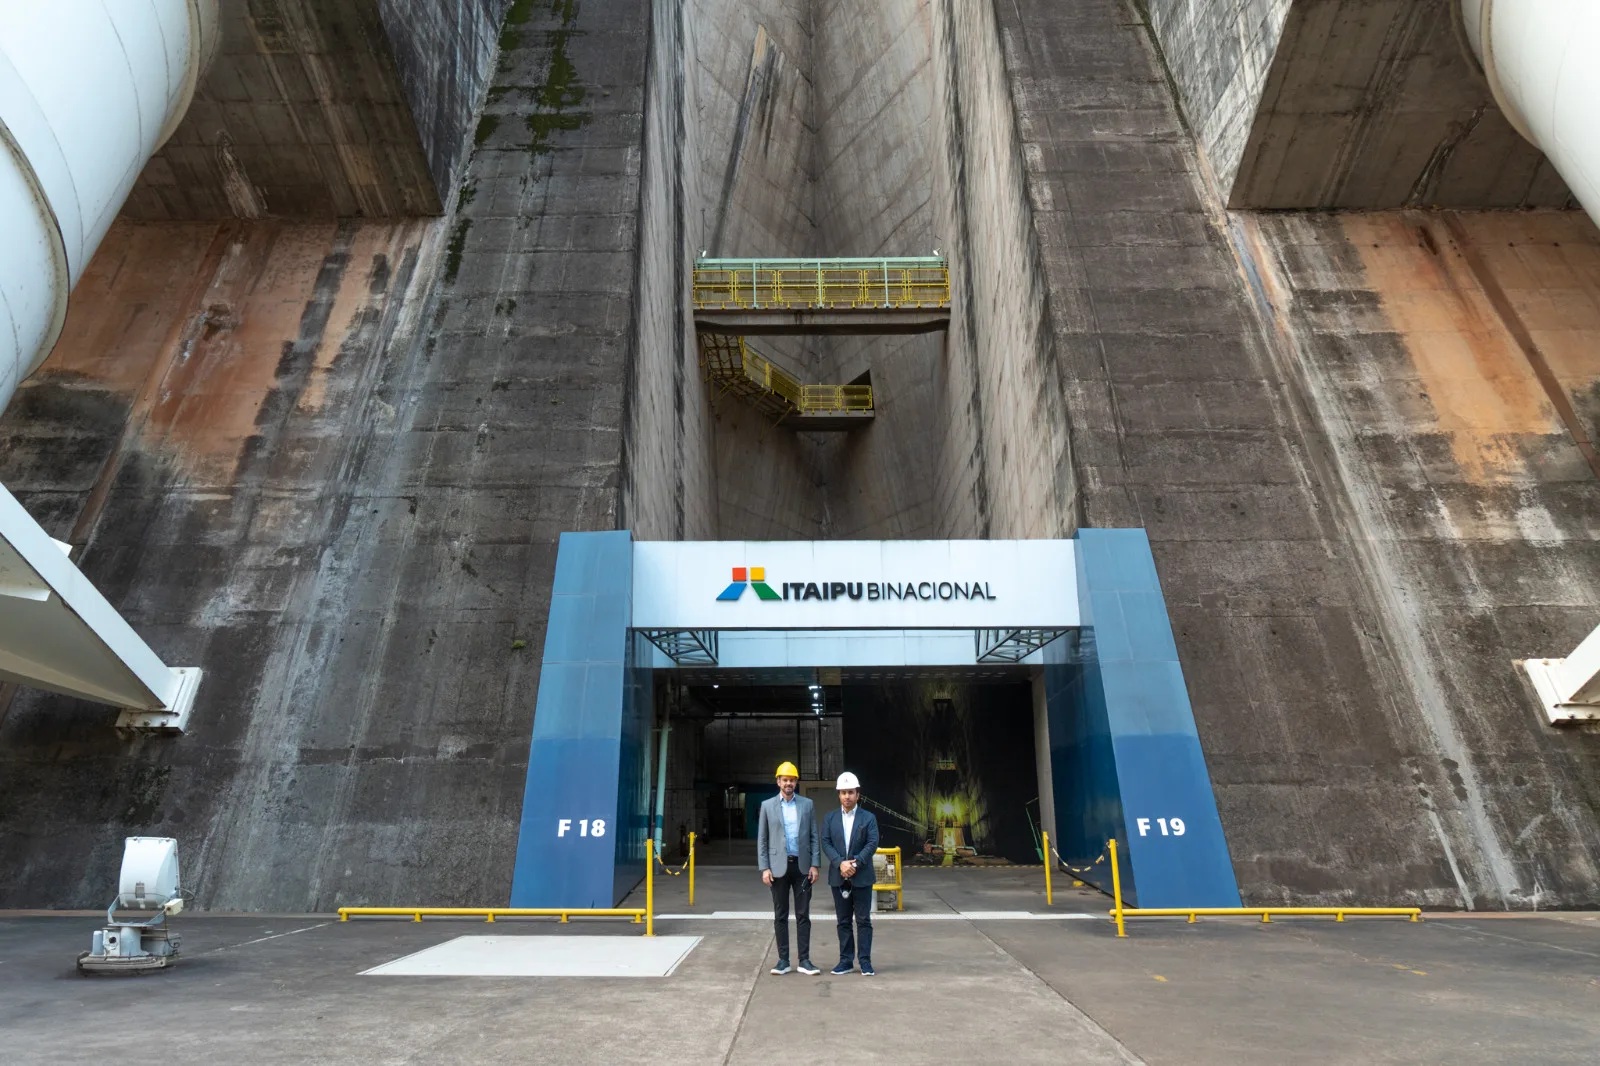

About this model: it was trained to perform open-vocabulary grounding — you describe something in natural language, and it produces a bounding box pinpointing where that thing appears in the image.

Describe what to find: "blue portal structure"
[1047,529,1240,907]
[512,529,1239,909]
[510,531,649,907]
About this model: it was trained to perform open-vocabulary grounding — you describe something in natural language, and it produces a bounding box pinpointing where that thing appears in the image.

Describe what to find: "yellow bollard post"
[1043,830,1053,906]
[646,836,655,937]
[689,831,696,907]
[1108,838,1127,938]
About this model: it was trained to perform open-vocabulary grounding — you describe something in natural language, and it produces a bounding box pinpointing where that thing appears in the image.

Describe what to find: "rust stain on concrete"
[46,225,220,395]
[1342,213,1555,480]
[37,220,422,487]
[1339,211,1600,481]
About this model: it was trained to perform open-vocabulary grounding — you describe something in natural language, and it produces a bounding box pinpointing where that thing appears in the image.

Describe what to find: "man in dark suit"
[821,771,880,975]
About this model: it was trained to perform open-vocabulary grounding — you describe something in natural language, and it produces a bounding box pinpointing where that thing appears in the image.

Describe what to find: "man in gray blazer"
[757,760,820,975]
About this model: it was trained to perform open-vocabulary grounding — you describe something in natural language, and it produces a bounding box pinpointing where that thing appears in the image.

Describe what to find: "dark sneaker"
[830,961,853,975]
[796,960,821,975]
[860,960,876,976]
[770,959,791,975]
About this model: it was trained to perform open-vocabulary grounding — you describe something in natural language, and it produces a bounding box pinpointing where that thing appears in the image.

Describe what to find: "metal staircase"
[691,256,951,430]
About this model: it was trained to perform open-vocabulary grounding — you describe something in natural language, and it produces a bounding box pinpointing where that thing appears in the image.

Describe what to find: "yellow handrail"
[1114,907,1424,923]
[871,845,904,911]
[693,263,951,311]
[339,836,661,934]
[1103,834,1421,935]
[338,907,644,923]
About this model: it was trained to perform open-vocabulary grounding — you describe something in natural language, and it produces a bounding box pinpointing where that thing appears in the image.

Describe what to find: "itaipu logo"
[716,565,996,603]
[718,566,781,601]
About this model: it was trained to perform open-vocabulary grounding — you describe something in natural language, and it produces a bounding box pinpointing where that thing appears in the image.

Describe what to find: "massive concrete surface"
[628,0,1600,906]
[127,0,511,219]
[0,0,647,908]
[622,0,954,541]
[995,0,1600,905]
[1,0,1598,912]
[1143,0,1572,209]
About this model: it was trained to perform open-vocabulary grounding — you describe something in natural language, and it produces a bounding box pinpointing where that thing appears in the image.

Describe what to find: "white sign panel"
[631,540,1078,630]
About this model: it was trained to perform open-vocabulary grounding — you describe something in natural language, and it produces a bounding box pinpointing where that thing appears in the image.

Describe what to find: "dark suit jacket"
[821,807,880,888]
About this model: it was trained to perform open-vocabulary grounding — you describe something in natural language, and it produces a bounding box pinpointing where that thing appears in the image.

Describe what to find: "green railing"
[693,257,950,311]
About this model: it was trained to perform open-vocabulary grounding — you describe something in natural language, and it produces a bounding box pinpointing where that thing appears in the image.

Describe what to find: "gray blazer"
[756,793,820,878]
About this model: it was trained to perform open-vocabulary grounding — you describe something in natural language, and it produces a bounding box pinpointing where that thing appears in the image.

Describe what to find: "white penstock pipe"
[0,0,218,410]
[1461,0,1600,225]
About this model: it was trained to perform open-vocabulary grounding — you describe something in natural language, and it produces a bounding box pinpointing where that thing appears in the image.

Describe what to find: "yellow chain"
[652,841,692,876]
[1052,844,1107,875]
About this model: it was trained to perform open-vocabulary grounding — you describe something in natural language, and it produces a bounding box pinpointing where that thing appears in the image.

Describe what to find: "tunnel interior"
[656,671,1041,869]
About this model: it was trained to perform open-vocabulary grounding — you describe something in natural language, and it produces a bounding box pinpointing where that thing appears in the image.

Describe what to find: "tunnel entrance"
[510,531,1239,912]
[656,671,1040,871]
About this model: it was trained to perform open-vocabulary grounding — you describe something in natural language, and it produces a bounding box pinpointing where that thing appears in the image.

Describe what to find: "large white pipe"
[0,0,218,409]
[1461,0,1600,226]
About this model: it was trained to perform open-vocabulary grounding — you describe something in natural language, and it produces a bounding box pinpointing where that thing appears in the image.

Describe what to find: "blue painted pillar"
[1047,529,1239,908]
[510,531,650,907]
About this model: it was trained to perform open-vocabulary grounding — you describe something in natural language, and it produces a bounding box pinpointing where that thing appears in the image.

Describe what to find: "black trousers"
[831,883,873,965]
[770,856,812,962]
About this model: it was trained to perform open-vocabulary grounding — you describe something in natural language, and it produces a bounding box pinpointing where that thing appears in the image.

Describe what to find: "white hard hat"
[836,772,860,790]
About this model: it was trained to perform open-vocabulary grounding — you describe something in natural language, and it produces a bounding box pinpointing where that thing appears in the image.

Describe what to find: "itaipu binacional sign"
[632,540,1078,630]
[717,565,997,603]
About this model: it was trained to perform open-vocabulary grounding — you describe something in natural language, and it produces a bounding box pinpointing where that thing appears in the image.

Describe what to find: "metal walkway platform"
[692,256,950,335]
[692,256,949,428]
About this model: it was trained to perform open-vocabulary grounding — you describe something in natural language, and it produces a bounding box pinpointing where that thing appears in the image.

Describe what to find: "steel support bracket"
[1520,621,1600,726]
[638,629,718,666]
[976,628,1069,664]
[116,666,204,734]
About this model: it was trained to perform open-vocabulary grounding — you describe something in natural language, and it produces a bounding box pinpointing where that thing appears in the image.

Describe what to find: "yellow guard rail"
[338,836,659,935]
[1102,837,1420,937]
[693,256,949,311]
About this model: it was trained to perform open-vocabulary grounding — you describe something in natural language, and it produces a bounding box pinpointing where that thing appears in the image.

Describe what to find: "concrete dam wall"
[0,0,1596,911]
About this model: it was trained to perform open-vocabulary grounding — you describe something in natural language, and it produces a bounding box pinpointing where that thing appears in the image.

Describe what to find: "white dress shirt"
[840,807,858,868]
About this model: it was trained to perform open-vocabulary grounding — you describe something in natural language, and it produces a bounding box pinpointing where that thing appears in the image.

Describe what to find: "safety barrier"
[799,385,874,412]
[1042,830,1108,905]
[338,836,660,936]
[651,832,696,907]
[693,257,950,311]
[872,846,904,910]
[336,906,646,924]
[1041,834,1422,936]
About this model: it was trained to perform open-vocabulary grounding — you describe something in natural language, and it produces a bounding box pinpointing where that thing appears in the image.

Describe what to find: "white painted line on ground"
[201,922,332,955]
[362,935,703,977]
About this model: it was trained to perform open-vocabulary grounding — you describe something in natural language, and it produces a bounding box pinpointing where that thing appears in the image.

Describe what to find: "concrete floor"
[3,870,1597,1065]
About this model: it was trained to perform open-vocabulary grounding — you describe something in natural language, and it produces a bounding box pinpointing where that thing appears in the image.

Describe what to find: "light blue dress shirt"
[781,795,799,857]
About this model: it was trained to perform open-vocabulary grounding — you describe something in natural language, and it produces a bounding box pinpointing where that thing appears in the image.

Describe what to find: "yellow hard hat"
[775,761,800,779]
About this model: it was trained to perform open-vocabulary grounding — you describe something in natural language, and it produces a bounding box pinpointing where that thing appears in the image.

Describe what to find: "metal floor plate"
[361,935,701,977]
